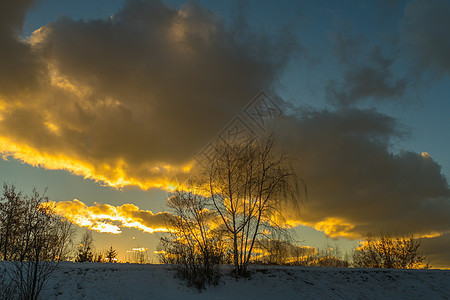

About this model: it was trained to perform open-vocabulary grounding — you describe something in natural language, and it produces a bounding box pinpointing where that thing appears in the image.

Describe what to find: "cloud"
[278,108,450,239]
[400,0,450,76]
[419,233,450,269]
[0,0,34,31]
[0,0,296,190]
[314,3,450,248]
[0,0,42,98]
[326,0,450,106]
[325,33,407,107]
[52,199,175,234]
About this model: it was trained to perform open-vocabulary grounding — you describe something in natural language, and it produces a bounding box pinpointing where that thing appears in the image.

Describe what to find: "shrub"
[353,233,429,269]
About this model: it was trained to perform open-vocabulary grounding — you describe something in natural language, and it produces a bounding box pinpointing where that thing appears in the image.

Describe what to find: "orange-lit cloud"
[0,135,193,191]
[278,110,450,243]
[310,217,358,239]
[0,0,289,191]
[421,152,432,159]
[51,199,175,234]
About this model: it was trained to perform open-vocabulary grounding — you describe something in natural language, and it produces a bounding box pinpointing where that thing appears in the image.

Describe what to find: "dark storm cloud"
[325,33,407,107]
[315,0,450,243]
[278,108,450,239]
[0,0,42,98]
[0,0,297,189]
[401,0,450,76]
[0,0,35,35]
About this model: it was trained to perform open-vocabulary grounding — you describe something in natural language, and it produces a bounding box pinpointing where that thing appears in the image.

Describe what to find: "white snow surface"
[2,262,449,299]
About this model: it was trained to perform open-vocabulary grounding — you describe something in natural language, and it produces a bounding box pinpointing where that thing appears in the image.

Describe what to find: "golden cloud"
[311,217,359,240]
[51,199,175,234]
[0,0,285,191]
[0,135,193,191]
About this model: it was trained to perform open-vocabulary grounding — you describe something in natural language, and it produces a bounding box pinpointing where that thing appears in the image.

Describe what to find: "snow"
[2,262,449,299]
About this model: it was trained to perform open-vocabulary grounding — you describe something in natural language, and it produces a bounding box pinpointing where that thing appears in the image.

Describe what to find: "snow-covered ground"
[3,262,450,299]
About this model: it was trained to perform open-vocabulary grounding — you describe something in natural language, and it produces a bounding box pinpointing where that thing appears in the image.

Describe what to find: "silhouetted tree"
[353,233,429,269]
[105,246,117,263]
[75,230,94,263]
[158,189,225,288]
[203,137,303,276]
[0,183,74,300]
[264,239,291,265]
[0,183,26,261]
[306,243,350,267]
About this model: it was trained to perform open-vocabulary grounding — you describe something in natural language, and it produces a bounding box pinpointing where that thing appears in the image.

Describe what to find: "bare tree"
[304,242,350,268]
[0,183,26,261]
[262,239,290,265]
[251,237,319,266]
[0,184,74,300]
[353,233,429,269]
[158,189,225,288]
[203,137,303,276]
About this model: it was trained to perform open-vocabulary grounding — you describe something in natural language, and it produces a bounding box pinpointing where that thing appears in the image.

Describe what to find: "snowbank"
[2,262,449,299]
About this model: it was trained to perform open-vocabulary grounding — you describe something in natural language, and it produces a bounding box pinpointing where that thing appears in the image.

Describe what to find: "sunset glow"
[0,0,449,270]
[0,136,193,190]
[51,199,174,234]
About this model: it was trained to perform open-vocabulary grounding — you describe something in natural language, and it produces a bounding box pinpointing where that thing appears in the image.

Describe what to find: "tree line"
[0,183,73,299]
[0,183,121,299]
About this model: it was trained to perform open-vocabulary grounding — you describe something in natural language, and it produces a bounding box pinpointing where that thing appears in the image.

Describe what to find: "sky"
[0,0,449,267]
